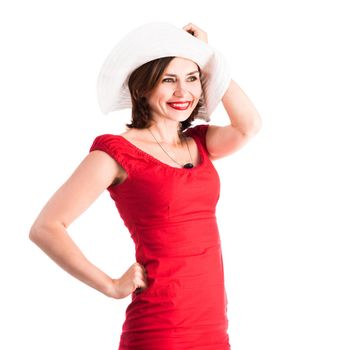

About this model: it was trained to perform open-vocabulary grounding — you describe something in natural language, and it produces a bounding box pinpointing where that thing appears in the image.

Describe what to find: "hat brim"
[97,21,231,122]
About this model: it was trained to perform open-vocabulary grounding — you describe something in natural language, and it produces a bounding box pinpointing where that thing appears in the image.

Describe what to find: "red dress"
[89,124,231,350]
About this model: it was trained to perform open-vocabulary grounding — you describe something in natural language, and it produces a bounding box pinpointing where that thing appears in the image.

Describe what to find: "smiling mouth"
[167,101,192,110]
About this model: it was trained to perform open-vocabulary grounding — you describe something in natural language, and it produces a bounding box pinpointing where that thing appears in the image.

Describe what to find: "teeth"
[169,102,190,107]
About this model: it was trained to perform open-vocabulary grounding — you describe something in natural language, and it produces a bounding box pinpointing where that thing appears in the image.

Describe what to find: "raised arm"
[205,79,262,160]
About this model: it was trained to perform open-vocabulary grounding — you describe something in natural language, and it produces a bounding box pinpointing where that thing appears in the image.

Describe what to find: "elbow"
[29,224,43,243]
[29,221,63,243]
[247,115,263,136]
[29,215,45,241]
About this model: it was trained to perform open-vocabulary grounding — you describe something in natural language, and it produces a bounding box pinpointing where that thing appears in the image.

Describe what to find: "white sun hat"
[96,21,231,122]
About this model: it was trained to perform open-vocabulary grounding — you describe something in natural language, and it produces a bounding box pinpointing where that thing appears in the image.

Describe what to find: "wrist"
[102,276,116,297]
[103,277,120,299]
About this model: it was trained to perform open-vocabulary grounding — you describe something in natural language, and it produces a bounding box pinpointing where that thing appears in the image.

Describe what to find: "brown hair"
[125,57,204,134]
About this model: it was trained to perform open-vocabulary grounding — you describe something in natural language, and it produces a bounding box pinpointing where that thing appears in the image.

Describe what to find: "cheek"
[156,87,172,99]
[148,89,167,105]
[194,85,203,98]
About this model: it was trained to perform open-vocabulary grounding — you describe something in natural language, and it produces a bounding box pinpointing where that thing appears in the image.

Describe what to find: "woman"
[29,22,262,349]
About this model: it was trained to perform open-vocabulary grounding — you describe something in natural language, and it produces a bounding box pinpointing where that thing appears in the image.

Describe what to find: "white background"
[1,0,349,349]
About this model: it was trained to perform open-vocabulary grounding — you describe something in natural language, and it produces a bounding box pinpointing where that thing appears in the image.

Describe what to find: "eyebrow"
[163,70,200,77]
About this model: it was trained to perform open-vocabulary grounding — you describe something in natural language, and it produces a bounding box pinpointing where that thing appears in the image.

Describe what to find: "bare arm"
[29,221,115,297]
[206,80,262,160]
[182,23,262,160]
[29,150,122,297]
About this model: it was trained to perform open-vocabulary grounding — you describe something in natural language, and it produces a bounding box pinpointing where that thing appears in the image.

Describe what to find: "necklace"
[147,128,194,168]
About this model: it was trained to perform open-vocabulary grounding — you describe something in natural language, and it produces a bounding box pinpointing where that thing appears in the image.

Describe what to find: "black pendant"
[183,163,194,168]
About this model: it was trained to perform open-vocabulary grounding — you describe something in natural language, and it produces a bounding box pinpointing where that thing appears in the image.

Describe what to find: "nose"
[173,82,190,97]
[174,90,187,97]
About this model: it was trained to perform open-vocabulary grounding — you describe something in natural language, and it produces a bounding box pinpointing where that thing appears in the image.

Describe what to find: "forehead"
[164,57,199,74]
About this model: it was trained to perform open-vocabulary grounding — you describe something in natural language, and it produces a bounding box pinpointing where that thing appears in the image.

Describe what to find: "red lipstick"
[167,101,192,110]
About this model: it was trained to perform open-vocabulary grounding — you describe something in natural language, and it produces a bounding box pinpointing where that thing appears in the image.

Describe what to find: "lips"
[167,101,192,110]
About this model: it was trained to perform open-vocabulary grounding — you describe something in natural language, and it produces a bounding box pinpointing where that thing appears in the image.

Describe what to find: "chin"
[177,113,193,121]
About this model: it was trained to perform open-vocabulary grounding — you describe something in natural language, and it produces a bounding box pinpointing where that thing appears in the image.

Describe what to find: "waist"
[137,243,225,295]
[129,213,218,231]
[133,217,221,255]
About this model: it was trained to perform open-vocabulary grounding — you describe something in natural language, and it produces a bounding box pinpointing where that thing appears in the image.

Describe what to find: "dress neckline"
[115,132,205,171]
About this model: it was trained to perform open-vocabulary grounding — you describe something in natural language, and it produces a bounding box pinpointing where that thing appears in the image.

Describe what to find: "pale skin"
[29,22,262,300]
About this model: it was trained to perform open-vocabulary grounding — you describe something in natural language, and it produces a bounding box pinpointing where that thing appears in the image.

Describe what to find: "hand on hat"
[183,23,208,44]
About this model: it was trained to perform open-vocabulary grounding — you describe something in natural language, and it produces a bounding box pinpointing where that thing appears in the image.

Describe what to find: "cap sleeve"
[185,124,210,155]
[89,134,130,177]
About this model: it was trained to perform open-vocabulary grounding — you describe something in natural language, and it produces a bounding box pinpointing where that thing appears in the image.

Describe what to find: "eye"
[162,76,198,83]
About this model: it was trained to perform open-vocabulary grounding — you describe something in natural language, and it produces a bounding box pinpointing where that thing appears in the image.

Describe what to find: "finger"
[134,269,147,282]
[137,263,148,275]
[184,23,201,32]
[183,22,196,29]
[183,24,196,35]
[141,271,148,283]
[134,278,147,293]
[134,262,145,272]
[132,276,147,287]
[185,27,197,35]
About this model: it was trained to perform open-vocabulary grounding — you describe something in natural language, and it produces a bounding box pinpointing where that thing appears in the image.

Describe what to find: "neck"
[147,124,184,147]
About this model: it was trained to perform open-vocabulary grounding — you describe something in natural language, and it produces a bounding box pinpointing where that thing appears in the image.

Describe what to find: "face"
[147,57,202,123]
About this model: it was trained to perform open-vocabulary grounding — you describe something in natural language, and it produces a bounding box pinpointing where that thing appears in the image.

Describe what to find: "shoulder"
[184,123,210,154]
[184,123,209,137]
[89,133,125,169]
[88,134,128,186]
[89,133,120,153]
[89,133,126,162]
